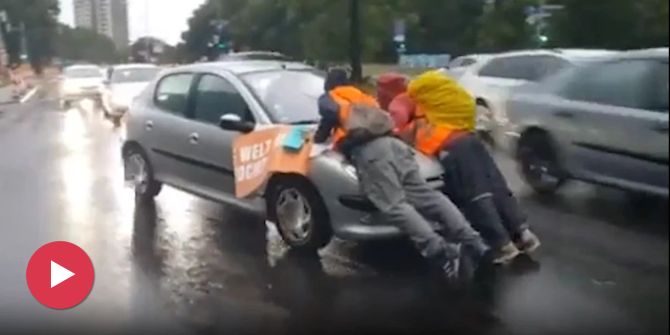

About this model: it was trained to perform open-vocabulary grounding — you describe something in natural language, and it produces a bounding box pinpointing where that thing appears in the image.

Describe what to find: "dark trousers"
[352,136,486,267]
[439,134,528,248]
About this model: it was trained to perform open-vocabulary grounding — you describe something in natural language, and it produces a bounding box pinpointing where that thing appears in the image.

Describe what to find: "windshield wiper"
[289,119,319,125]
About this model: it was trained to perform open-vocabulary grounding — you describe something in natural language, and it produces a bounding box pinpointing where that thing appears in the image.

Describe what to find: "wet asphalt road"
[0,93,668,335]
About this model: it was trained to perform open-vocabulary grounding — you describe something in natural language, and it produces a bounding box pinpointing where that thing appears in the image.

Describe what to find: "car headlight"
[343,164,358,181]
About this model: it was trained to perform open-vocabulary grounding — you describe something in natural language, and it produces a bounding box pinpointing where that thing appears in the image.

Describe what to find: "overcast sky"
[59,0,207,45]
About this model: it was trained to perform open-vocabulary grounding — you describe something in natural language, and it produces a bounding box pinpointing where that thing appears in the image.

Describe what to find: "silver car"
[506,48,668,197]
[122,60,444,249]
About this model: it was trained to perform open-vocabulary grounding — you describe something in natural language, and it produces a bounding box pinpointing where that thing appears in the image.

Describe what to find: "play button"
[26,241,95,310]
[51,261,75,288]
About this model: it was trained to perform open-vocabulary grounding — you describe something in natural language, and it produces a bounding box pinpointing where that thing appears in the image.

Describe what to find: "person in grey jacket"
[340,104,489,283]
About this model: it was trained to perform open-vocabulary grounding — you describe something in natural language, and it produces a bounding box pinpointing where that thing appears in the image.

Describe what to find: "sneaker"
[516,229,541,254]
[442,256,461,283]
[491,242,521,265]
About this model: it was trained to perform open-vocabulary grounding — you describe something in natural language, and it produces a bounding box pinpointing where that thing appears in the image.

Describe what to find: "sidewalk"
[0,85,14,104]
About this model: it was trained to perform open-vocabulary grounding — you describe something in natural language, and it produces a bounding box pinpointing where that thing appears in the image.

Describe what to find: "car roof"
[173,60,315,75]
[617,47,668,60]
[491,48,617,60]
[112,63,158,70]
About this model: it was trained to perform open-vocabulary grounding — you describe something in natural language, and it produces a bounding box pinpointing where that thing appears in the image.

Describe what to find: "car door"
[556,59,669,191]
[143,72,199,187]
[185,73,256,198]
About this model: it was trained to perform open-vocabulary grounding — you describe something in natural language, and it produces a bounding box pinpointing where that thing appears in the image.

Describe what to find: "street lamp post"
[349,0,362,83]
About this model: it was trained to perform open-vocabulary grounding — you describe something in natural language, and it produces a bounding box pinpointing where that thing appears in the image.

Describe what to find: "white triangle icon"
[51,261,75,288]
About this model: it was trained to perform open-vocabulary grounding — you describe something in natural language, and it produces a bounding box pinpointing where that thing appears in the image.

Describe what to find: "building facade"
[74,0,129,51]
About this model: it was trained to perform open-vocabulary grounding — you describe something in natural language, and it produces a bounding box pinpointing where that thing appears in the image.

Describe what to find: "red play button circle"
[26,241,95,310]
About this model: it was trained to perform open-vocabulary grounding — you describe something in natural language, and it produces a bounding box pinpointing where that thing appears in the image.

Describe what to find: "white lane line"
[20,86,39,104]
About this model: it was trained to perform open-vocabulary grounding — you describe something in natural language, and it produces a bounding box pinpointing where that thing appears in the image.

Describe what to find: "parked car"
[102,63,161,124]
[59,65,106,109]
[506,48,668,197]
[457,49,616,145]
[122,60,444,250]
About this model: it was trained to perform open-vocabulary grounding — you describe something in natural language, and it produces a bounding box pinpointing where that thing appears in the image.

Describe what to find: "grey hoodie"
[339,104,396,159]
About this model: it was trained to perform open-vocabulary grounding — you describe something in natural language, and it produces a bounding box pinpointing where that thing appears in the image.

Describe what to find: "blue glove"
[282,126,309,151]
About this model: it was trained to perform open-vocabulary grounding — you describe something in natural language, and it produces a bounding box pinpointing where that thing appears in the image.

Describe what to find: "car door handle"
[189,133,199,144]
[555,111,574,119]
[652,122,669,133]
[145,120,153,131]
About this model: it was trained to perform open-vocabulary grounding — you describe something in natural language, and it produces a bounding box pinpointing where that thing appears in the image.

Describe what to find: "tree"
[475,0,535,52]
[55,25,119,64]
[0,0,59,73]
[178,0,668,65]
[130,37,177,64]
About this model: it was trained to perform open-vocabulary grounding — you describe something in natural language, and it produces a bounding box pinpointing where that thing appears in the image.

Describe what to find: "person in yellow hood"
[405,70,540,264]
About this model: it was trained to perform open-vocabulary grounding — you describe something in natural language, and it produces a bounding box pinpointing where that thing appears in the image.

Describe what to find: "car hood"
[313,143,443,181]
[112,82,150,98]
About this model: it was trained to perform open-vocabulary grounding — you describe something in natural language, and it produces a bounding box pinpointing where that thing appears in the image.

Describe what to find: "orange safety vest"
[329,86,379,147]
[405,117,462,156]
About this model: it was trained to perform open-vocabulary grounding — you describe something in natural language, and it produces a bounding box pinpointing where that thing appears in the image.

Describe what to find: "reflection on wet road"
[0,97,668,335]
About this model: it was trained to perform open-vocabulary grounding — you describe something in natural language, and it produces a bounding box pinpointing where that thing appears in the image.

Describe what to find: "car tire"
[267,176,333,250]
[124,147,162,202]
[517,131,566,195]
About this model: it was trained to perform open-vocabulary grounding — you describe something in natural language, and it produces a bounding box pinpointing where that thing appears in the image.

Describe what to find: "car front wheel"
[518,131,566,194]
[267,177,332,250]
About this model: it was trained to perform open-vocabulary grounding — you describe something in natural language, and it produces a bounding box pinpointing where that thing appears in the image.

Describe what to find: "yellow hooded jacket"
[406,70,476,155]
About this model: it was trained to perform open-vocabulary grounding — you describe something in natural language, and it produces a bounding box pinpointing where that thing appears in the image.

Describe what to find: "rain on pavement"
[0,89,668,335]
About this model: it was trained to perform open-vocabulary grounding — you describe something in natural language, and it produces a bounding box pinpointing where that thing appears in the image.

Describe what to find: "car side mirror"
[219,113,254,133]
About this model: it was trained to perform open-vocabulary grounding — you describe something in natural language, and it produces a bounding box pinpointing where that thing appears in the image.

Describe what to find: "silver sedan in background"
[506,48,668,197]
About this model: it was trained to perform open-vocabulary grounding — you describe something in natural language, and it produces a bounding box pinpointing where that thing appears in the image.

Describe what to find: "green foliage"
[55,24,119,64]
[0,0,60,72]
[177,0,670,63]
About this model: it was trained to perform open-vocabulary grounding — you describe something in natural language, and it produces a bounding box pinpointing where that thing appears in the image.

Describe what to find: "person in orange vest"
[314,68,379,147]
[404,70,540,264]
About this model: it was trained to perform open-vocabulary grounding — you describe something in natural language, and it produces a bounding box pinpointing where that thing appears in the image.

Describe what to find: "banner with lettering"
[232,126,313,198]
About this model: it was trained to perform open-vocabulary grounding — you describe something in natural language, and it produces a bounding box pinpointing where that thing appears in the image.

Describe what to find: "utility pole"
[349,0,362,83]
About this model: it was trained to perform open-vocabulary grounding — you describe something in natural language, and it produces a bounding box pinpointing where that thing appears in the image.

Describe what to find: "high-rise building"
[73,0,129,51]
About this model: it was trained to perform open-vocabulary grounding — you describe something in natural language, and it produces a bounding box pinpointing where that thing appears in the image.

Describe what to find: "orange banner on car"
[232,126,313,198]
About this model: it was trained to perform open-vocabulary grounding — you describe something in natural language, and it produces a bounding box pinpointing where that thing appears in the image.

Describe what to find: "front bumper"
[60,90,102,101]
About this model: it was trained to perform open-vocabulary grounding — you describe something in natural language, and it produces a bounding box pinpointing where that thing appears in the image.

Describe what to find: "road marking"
[20,86,39,104]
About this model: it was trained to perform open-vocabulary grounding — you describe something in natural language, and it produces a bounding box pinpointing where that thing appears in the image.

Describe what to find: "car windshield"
[64,68,103,78]
[242,70,325,124]
[111,68,160,83]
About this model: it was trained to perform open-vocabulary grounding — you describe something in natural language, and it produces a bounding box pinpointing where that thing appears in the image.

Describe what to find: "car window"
[478,55,568,82]
[112,68,160,83]
[64,67,103,78]
[478,56,531,80]
[532,56,570,81]
[241,70,324,124]
[560,59,658,110]
[449,57,476,69]
[155,73,194,115]
[650,61,668,112]
[193,74,251,125]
